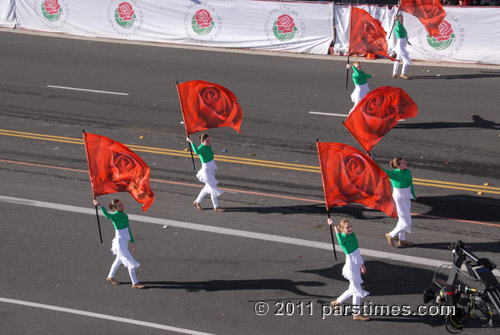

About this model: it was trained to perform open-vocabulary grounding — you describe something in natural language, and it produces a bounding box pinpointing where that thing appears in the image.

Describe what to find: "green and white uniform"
[381,167,415,239]
[335,232,369,310]
[190,142,223,207]
[393,20,413,76]
[100,206,141,284]
[350,66,373,114]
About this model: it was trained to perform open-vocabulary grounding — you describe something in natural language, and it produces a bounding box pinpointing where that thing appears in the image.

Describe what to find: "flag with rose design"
[316,141,397,218]
[349,8,394,60]
[177,80,243,136]
[399,0,446,37]
[344,86,418,153]
[83,132,154,212]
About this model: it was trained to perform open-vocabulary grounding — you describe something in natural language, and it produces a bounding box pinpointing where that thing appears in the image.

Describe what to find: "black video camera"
[423,241,500,330]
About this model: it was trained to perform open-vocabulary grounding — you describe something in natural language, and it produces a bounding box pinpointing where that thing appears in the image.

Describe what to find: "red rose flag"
[399,0,446,37]
[344,86,418,153]
[317,141,397,217]
[177,80,243,136]
[83,132,154,212]
[349,8,394,60]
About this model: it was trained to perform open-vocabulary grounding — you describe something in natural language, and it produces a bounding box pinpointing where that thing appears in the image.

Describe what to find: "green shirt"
[394,21,408,39]
[190,143,214,163]
[381,168,416,199]
[99,207,134,242]
[352,66,372,86]
[336,232,359,255]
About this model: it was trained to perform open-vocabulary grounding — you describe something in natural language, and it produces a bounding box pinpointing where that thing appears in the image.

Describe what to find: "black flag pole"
[176,81,196,170]
[327,210,338,261]
[317,138,337,261]
[82,129,103,244]
[388,5,401,40]
[94,202,104,244]
[186,135,196,171]
[345,55,350,91]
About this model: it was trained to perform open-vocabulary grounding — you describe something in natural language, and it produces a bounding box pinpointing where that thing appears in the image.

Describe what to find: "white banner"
[404,7,500,65]
[0,0,15,27]
[14,0,334,54]
[334,5,500,65]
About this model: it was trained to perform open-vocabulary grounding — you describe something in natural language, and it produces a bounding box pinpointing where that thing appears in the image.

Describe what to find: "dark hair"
[109,199,121,210]
[199,133,210,141]
[390,157,403,169]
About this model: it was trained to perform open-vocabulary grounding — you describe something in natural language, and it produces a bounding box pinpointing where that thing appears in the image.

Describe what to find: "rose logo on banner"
[107,0,143,37]
[183,2,222,43]
[416,13,465,60]
[192,9,214,36]
[427,21,455,50]
[273,14,297,42]
[33,0,69,29]
[264,7,305,49]
[41,0,62,22]
[114,2,136,29]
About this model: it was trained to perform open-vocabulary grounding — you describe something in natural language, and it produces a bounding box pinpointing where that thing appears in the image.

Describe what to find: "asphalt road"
[0,29,499,335]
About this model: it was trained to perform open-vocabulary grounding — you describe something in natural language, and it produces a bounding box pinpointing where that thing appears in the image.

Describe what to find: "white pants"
[389,187,413,240]
[195,161,222,208]
[349,83,370,114]
[108,256,139,284]
[389,227,406,241]
[109,228,140,284]
[393,62,409,76]
[196,186,219,208]
[337,281,362,312]
[337,249,369,312]
[393,38,412,76]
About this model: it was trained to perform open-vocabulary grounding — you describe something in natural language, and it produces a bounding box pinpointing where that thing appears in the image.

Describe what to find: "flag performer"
[187,134,225,212]
[93,199,146,289]
[328,218,370,321]
[346,62,374,114]
[346,8,393,90]
[380,157,416,247]
[83,131,154,287]
[392,14,412,80]
[177,80,242,211]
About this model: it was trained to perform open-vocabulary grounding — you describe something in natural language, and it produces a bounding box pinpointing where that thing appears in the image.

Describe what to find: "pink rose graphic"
[276,14,295,34]
[195,9,213,28]
[117,2,135,22]
[434,21,454,42]
[44,0,60,15]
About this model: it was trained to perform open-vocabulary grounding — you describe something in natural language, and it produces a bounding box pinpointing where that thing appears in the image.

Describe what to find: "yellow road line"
[0,129,498,195]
